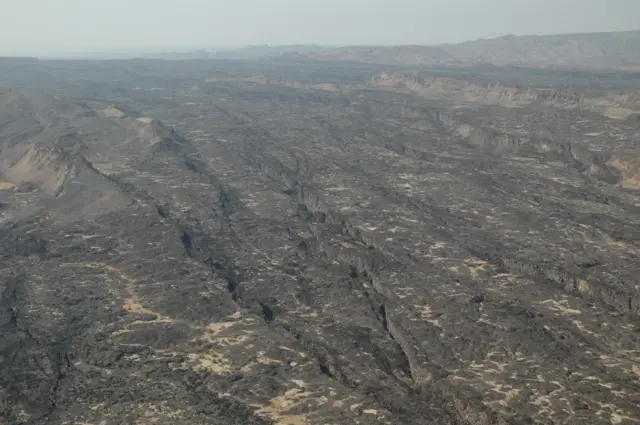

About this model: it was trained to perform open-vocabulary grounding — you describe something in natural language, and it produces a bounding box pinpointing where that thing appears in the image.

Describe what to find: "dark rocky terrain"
[1,54,640,425]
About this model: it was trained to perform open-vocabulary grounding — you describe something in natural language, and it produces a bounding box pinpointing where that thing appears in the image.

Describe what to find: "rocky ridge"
[307,30,640,69]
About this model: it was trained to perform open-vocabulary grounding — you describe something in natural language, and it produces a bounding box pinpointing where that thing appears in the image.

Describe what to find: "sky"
[1,0,639,56]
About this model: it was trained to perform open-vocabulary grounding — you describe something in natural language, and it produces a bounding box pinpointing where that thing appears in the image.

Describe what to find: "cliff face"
[1,144,88,197]
[0,91,90,196]
[371,72,536,106]
[370,71,635,115]
[0,92,176,219]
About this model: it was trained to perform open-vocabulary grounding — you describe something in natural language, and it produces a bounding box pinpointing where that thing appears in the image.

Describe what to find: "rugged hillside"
[443,31,640,68]
[308,30,640,69]
[370,71,640,118]
[368,71,640,189]
[0,91,186,221]
[98,106,189,155]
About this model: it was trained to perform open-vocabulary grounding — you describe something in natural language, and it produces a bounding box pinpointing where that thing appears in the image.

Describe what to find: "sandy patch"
[539,298,581,315]
[611,413,639,424]
[66,262,168,320]
[252,381,315,425]
[418,305,442,327]
[601,108,633,120]
[186,352,233,374]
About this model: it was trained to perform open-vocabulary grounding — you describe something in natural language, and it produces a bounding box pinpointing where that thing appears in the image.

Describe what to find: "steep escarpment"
[370,71,636,114]
[0,92,163,219]
[335,93,635,194]
[371,72,539,106]
[0,92,91,196]
[0,141,135,221]
[427,107,625,185]
[0,143,90,197]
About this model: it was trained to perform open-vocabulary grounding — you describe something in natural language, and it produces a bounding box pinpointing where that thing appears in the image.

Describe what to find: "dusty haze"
[1,0,639,56]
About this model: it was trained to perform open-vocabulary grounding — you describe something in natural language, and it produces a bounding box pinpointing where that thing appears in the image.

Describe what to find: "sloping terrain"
[0,90,133,219]
[442,31,640,69]
[369,71,640,119]
[307,30,640,69]
[1,59,640,425]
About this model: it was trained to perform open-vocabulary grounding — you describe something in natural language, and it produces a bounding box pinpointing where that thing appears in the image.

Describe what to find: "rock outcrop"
[370,71,636,116]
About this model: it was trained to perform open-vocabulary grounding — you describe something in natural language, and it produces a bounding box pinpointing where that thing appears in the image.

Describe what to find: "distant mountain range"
[218,30,640,70]
[29,30,640,70]
[69,45,328,61]
[212,45,327,60]
[307,30,640,70]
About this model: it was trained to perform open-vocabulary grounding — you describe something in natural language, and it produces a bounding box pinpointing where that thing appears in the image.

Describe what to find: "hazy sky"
[1,0,638,55]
